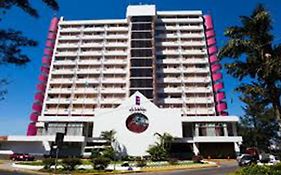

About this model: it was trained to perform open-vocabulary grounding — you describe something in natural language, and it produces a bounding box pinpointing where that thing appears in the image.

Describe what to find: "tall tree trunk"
[267,81,281,121]
[273,103,281,121]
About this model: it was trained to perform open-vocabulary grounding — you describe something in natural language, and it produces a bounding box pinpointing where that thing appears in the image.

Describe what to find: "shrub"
[147,144,168,161]
[42,158,55,169]
[92,157,111,170]
[238,164,270,175]
[168,158,178,165]
[102,147,115,160]
[91,149,102,159]
[62,158,82,171]
[235,163,281,175]
[192,155,203,163]
[136,159,147,167]
[270,163,281,175]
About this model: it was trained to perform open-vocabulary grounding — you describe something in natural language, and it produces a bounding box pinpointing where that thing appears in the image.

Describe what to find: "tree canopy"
[0,0,59,100]
[218,4,281,151]
[218,4,281,120]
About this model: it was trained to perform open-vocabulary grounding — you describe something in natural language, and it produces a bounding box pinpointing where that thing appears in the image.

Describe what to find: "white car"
[257,154,280,166]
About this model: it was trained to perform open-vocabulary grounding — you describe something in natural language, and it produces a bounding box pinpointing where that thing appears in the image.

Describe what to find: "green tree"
[100,130,116,143]
[146,132,174,161]
[154,132,174,153]
[0,0,59,100]
[238,83,280,152]
[147,143,168,161]
[99,130,117,161]
[218,4,281,120]
[102,147,115,160]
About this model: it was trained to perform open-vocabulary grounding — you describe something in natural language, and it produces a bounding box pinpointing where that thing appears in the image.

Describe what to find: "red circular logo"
[126,113,149,133]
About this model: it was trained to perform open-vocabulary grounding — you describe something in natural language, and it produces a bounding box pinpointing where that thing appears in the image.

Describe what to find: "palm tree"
[218,4,281,120]
[147,132,174,161]
[154,132,174,152]
[100,130,116,143]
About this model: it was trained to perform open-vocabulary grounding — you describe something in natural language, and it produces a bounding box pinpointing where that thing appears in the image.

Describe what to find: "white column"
[223,123,228,136]
[193,143,199,156]
[195,123,199,136]
[234,142,240,156]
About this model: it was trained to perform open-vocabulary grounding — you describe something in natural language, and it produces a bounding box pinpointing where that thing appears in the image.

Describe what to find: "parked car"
[269,154,280,164]
[257,154,280,166]
[10,153,35,161]
[237,154,257,166]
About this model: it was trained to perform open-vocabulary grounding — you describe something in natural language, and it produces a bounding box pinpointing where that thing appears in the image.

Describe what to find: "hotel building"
[0,5,242,158]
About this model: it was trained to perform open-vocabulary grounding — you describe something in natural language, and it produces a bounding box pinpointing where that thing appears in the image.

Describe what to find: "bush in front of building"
[90,149,102,159]
[92,156,111,170]
[168,158,179,165]
[102,147,115,160]
[91,147,116,161]
[147,144,168,161]
[61,158,82,171]
[235,163,281,175]
[136,159,147,167]
[42,158,56,169]
[192,155,203,163]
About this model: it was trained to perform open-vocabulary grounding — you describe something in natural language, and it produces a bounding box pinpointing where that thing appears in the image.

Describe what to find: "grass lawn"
[15,159,217,174]
[15,160,44,166]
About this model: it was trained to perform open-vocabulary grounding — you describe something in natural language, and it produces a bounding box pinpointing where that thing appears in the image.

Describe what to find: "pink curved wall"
[213,82,224,92]
[204,15,228,116]
[211,64,222,73]
[26,17,59,136]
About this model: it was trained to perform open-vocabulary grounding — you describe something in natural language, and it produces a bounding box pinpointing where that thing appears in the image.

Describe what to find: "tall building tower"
[21,5,241,157]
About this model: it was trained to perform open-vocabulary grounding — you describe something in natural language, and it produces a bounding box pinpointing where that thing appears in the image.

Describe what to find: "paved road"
[129,161,238,175]
[0,160,38,175]
[0,170,31,175]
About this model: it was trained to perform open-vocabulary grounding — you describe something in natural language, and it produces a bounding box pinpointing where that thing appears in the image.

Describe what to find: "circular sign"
[126,113,149,133]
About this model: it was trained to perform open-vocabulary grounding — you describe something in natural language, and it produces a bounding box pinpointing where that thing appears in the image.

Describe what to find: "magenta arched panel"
[213,82,224,92]
[216,92,226,101]
[43,48,53,56]
[204,15,213,30]
[205,30,215,38]
[46,40,55,48]
[36,83,46,91]
[42,57,51,65]
[216,103,227,112]
[208,46,218,55]
[32,103,42,112]
[40,66,49,74]
[38,74,48,82]
[49,17,59,32]
[209,55,218,63]
[211,64,222,73]
[207,38,216,46]
[30,113,39,122]
[26,123,37,136]
[27,17,59,136]
[47,32,56,40]
[212,72,222,82]
[34,92,44,102]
